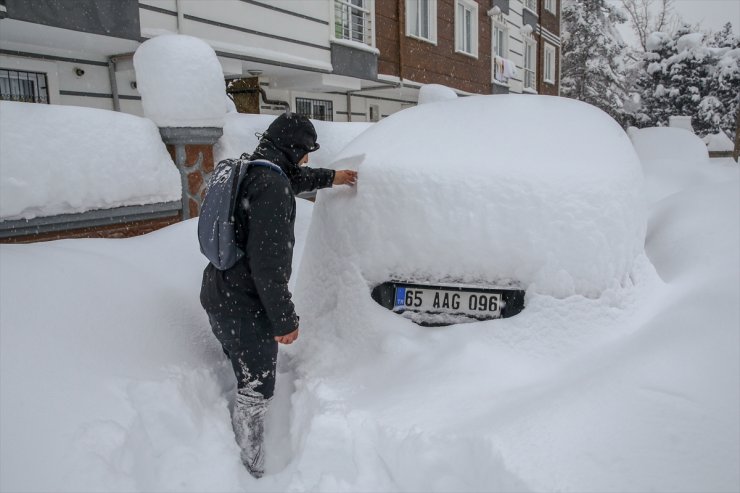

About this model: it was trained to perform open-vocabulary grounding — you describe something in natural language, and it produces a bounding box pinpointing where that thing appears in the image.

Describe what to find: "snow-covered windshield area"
[301,95,646,298]
[0,101,181,221]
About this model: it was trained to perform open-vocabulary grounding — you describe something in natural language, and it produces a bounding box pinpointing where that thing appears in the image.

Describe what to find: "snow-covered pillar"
[133,34,228,219]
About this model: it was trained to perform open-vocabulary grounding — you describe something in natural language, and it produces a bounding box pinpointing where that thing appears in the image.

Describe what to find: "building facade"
[0,0,560,123]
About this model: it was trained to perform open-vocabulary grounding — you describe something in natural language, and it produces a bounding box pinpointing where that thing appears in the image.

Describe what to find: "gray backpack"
[198,157,287,270]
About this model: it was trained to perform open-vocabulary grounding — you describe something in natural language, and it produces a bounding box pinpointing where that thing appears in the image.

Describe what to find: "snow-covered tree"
[620,0,677,52]
[634,23,739,137]
[561,0,629,125]
[706,23,740,137]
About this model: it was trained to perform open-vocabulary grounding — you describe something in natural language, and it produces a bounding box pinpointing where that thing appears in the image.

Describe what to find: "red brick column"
[159,127,223,220]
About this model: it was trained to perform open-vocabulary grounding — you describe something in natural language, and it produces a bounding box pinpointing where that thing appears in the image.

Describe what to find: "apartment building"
[0,0,560,122]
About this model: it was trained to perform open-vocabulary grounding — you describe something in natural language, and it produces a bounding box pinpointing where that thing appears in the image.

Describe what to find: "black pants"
[208,312,278,400]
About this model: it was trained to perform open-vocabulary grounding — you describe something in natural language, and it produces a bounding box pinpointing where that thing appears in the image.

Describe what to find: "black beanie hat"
[262,112,320,159]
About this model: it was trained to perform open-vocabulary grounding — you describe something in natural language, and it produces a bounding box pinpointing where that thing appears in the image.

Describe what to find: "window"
[296,98,334,121]
[523,38,536,91]
[334,0,374,46]
[369,104,380,122]
[406,0,437,43]
[0,69,49,104]
[493,22,508,58]
[524,0,537,12]
[455,0,478,57]
[544,43,556,84]
[544,0,555,13]
[492,22,511,83]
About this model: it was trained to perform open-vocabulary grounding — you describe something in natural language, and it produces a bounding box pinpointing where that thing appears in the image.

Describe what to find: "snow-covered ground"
[1,124,738,492]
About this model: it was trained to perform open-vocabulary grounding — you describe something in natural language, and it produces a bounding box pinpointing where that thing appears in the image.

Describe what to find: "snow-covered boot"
[232,388,270,478]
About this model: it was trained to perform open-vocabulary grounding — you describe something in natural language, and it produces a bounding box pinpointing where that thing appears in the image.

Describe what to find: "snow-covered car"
[295,95,646,326]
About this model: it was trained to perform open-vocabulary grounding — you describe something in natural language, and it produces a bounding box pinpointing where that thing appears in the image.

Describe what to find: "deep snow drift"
[0,101,180,220]
[0,119,738,492]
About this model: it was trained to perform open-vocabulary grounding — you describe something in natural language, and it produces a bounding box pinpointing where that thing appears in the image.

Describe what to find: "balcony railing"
[334,0,373,46]
[0,69,49,104]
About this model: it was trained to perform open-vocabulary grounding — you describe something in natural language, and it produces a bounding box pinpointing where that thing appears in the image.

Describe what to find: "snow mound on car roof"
[299,95,646,298]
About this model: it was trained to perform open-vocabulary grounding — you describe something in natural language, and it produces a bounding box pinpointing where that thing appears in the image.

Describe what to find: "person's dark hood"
[250,113,320,176]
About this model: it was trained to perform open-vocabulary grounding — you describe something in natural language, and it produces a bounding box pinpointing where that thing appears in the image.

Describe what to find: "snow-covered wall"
[134,34,228,128]
[0,101,181,221]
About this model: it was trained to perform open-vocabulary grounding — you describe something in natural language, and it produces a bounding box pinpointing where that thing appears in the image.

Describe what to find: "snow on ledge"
[330,37,381,55]
[0,101,181,221]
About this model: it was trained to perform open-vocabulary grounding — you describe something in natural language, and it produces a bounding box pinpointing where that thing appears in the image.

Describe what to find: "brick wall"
[1,215,181,244]
[166,143,216,218]
[377,0,492,94]
[537,0,560,96]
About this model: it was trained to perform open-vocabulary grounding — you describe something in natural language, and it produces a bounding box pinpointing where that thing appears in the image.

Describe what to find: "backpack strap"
[247,159,289,180]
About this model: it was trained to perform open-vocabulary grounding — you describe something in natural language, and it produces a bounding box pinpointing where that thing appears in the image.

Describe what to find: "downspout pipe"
[226,86,291,112]
[175,0,185,33]
[346,91,352,122]
[108,57,120,112]
[107,53,134,112]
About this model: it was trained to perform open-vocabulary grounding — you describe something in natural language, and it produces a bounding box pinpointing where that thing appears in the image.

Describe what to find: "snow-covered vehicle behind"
[296,95,646,326]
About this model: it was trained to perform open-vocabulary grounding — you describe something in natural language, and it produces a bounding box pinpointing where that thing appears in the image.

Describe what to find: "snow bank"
[299,95,646,298]
[214,112,372,169]
[0,195,313,491]
[0,101,180,221]
[629,126,736,203]
[417,84,458,104]
[134,34,228,128]
[704,131,735,152]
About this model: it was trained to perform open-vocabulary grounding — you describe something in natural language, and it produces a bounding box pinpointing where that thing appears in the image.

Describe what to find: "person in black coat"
[200,113,357,478]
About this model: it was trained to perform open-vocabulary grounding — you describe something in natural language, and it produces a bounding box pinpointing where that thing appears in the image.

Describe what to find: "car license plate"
[393,286,502,318]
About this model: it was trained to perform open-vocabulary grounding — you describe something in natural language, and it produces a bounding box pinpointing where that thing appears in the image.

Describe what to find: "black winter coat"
[200,146,335,336]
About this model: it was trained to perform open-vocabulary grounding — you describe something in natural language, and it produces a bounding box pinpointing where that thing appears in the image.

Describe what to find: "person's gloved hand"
[333,170,358,186]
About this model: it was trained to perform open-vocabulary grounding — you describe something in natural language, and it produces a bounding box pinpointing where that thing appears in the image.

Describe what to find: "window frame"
[492,20,508,59]
[454,0,479,58]
[523,37,537,92]
[368,103,380,122]
[332,0,376,47]
[406,0,437,44]
[544,0,556,14]
[295,97,334,122]
[0,68,50,104]
[523,0,537,14]
[544,42,556,84]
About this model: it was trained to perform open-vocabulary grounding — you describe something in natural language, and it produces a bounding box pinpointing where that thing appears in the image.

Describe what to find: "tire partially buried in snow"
[297,95,646,305]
